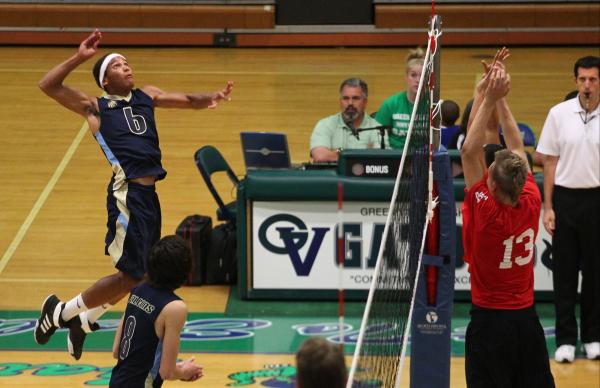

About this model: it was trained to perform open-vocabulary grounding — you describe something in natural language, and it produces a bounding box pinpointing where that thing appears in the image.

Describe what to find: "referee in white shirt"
[537,55,600,363]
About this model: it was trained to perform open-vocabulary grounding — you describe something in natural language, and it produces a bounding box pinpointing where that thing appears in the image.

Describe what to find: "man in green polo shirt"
[310,78,388,162]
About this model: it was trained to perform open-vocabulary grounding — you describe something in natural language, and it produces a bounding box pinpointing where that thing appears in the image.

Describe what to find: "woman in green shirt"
[375,47,425,150]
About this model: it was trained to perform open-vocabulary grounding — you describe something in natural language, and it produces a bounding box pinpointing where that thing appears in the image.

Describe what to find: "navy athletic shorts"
[465,305,555,388]
[105,180,161,279]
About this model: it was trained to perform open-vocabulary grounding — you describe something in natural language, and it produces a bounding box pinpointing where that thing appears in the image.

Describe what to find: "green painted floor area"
[0,300,567,357]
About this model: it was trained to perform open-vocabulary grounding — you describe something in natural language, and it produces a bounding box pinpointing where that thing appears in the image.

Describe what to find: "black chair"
[194,145,240,224]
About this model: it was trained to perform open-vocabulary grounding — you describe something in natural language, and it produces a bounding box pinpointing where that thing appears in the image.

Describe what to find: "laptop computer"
[240,131,291,170]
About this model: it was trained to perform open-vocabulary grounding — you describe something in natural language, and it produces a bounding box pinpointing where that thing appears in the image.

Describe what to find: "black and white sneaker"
[34,294,66,345]
[67,313,100,361]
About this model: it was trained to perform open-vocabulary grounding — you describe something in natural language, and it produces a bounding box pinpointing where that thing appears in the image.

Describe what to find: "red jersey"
[462,172,541,309]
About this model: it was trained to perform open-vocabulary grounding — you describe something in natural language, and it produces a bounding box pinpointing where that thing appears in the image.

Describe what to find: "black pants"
[552,186,600,346]
[465,305,555,388]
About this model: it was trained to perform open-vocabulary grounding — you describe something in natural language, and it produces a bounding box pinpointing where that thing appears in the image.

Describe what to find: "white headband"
[98,53,125,87]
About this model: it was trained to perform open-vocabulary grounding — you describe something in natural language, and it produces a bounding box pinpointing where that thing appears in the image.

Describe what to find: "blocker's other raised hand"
[477,47,510,94]
[486,68,511,102]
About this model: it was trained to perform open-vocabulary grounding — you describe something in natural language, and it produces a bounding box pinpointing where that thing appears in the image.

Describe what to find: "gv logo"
[258,214,329,276]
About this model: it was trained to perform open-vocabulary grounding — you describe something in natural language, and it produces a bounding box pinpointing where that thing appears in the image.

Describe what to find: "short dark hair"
[459,99,474,136]
[573,56,600,78]
[441,100,460,127]
[147,235,191,290]
[483,143,505,168]
[491,149,528,204]
[92,53,111,90]
[339,78,368,98]
[296,337,347,388]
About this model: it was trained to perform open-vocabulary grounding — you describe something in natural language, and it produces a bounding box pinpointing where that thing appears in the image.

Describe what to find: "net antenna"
[346,15,442,388]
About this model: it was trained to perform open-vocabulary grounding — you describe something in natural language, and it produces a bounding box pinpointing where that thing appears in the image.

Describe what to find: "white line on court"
[0,122,89,275]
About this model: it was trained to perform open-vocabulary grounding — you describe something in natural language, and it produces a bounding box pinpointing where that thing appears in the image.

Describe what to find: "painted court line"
[0,122,89,275]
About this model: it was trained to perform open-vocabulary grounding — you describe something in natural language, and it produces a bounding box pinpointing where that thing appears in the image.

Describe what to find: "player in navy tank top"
[460,49,554,387]
[110,235,203,387]
[34,28,233,361]
[96,88,166,189]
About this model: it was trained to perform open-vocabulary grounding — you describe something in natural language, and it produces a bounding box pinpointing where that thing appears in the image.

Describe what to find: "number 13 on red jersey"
[499,228,535,269]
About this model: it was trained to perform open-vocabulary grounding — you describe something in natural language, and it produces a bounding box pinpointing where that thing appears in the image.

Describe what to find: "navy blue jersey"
[95,89,167,190]
[109,283,181,388]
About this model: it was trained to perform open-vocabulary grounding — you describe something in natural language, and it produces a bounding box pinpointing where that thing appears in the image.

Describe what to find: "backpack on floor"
[206,221,237,284]
[175,215,212,285]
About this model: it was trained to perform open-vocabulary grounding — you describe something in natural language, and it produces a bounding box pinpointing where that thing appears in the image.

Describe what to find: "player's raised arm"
[142,81,233,110]
[496,97,530,172]
[461,68,510,189]
[467,47,510,132]
[38,29,101,117]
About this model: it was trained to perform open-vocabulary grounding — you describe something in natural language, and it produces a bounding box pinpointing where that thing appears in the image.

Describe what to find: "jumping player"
[460,52,555,387]
[34,29,233,360]
[110,235,202,387]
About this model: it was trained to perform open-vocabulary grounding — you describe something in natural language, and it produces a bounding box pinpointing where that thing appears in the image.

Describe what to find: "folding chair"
[194,145,240,224]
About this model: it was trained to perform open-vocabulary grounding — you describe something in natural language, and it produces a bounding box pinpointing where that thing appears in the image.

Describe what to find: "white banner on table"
[252,201,388,290]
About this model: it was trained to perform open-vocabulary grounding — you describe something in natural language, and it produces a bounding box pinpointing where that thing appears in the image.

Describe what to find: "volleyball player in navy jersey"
[110,235,202,387]
[460,53,554,387]
[34,29,233,360]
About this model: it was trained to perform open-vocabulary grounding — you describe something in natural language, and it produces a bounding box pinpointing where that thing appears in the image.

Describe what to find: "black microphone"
[344,119,359,140]
[373,125,393,131]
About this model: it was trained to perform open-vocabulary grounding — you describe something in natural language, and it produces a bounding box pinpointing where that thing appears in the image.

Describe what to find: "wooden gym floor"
[0,44,599,387]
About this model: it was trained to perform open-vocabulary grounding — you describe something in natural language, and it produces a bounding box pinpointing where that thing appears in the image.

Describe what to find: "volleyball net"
[346,15,442,388]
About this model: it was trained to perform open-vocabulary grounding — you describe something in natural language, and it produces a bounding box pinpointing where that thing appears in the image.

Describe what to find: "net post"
[430,15,442,152]
[409,15,456,388]
[426,13,442,306]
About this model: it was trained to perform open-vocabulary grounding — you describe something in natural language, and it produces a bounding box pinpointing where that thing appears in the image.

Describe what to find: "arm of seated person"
[311,146,339,162]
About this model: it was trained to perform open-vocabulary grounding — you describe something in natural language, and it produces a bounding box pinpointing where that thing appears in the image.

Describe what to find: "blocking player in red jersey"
[460,50,555,387]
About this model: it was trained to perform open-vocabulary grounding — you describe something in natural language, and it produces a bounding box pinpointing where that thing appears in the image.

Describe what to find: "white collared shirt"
[537,97,600,188]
